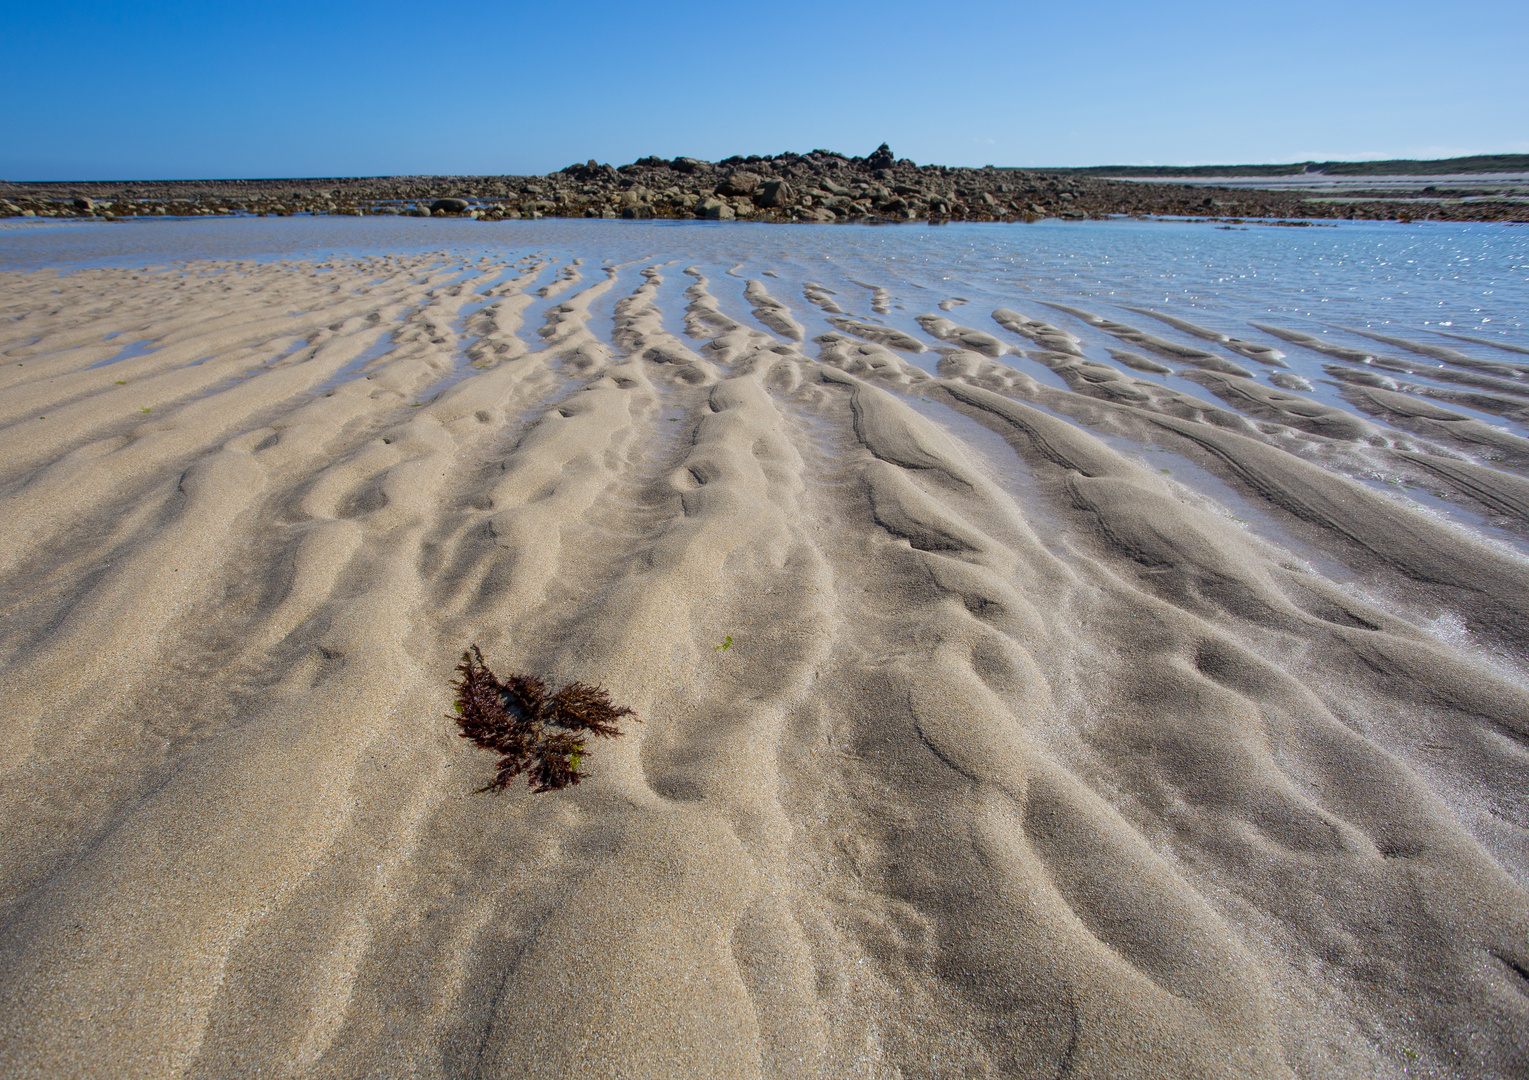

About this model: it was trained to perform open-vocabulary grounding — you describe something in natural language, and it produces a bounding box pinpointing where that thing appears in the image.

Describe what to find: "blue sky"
[2,0,1525,180]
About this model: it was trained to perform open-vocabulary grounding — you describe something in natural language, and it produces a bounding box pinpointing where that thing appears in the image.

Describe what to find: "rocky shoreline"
[3,144,1525,224]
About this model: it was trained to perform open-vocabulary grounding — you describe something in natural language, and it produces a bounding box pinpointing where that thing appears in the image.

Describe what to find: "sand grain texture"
[0,254,1526,1080]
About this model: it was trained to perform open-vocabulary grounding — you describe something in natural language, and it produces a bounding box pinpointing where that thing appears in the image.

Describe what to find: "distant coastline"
[1043,153,1529,178]
[3,147,1525,224]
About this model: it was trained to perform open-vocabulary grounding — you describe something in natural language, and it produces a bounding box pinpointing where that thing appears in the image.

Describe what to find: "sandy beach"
[0,232,1526,1079]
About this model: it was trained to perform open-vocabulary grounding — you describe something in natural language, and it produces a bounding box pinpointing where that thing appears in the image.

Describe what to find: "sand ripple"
[0,252,1526,1078]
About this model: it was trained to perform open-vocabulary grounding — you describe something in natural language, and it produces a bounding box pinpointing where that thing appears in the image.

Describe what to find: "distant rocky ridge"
[2,144,1524,224]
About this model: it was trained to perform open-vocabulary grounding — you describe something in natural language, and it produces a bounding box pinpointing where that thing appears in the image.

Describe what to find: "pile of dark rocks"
[3,144,1523,224]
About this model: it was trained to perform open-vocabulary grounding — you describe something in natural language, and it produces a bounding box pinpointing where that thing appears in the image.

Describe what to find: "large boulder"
[698,198,735,221]
[431,198,470,213]
[72,197,94,211]
[671,157,706,174]
[866,143,895,171]
[715,171,760,197]
[754,180,794,209]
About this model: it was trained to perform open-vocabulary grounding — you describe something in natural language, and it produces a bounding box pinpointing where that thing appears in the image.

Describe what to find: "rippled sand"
[1,248,1526,1079]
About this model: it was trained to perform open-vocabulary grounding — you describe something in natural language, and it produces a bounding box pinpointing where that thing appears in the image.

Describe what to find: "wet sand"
[0,249,1526,1078]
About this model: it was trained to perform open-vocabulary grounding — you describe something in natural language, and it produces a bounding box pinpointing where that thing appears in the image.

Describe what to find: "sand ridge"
[0,250,1526,1078]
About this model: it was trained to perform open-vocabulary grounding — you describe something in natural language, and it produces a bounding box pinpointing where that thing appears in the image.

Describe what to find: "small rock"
[621,205,654,219]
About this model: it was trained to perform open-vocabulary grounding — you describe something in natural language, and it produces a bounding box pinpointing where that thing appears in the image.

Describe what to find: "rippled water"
[5,214,1527,433]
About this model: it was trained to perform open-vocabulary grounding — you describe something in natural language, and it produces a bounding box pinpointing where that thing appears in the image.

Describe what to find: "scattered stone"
[0,146,1517,226]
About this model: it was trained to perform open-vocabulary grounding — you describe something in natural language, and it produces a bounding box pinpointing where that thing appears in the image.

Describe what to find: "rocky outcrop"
[866,142,896,171]
[2,144,1521,224]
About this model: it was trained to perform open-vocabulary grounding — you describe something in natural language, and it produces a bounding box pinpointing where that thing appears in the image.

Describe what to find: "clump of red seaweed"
[451,645,634,793]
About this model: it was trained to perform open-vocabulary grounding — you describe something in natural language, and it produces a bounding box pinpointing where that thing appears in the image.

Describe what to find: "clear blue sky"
[2,0,1525,180]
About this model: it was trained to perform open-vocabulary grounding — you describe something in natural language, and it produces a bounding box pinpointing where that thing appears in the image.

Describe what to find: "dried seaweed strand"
[451,644,634,793]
